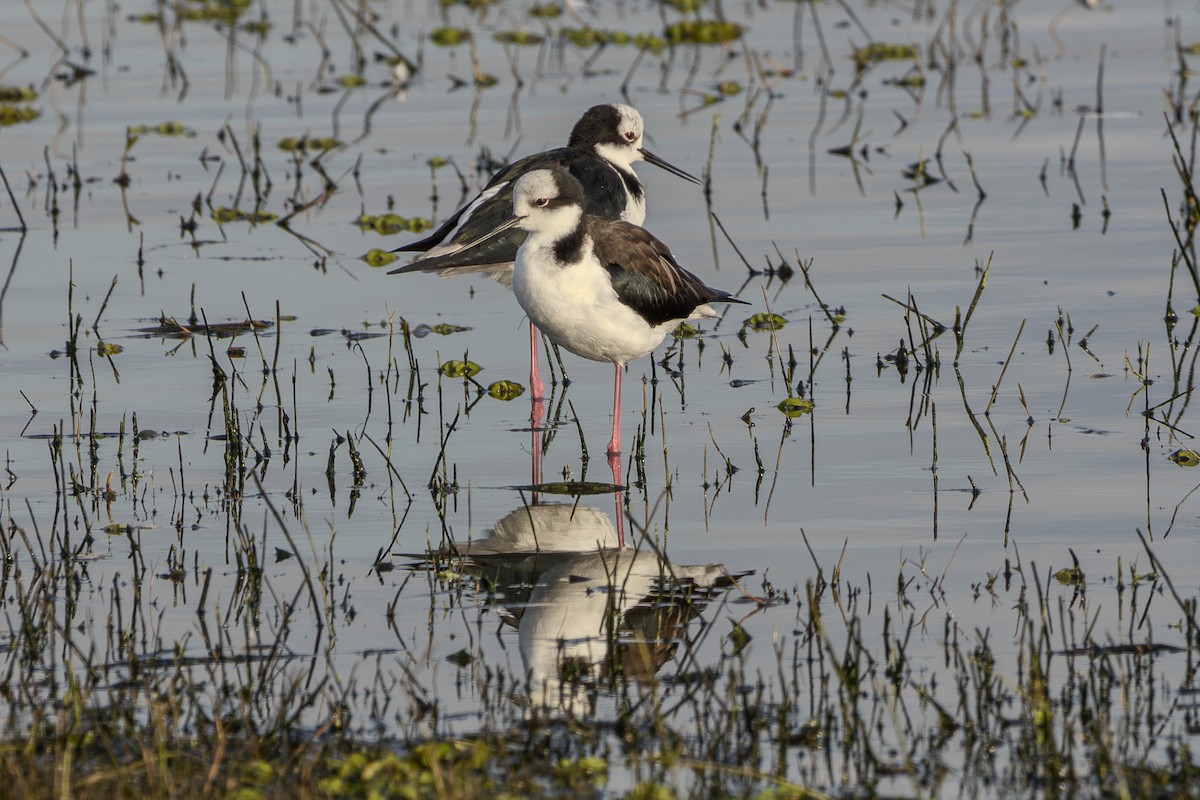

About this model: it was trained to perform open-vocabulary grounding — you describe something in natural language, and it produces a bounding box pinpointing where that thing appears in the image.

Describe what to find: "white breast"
[513,238,671,366]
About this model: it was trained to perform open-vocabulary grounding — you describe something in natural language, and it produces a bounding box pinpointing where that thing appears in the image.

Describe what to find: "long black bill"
[639,148,701,185]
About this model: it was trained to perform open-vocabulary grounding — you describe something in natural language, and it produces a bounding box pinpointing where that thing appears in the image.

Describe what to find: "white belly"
[513,242,669,365]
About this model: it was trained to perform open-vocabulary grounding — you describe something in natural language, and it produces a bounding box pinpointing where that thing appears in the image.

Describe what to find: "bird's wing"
[391,148,566,255]
[589,218,747,326]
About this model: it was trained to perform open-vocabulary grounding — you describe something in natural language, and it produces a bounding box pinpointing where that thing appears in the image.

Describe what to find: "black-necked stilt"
[388,103,700,398]
[495,165,747,458]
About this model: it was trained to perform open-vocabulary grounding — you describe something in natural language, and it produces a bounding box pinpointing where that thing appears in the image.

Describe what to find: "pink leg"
[608,451,625,548]
[606,362,623,457]
[529,321,545,401]
[531,416,543,504]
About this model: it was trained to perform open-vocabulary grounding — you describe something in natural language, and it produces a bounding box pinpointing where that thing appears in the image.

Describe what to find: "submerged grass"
[5,0,1200,798]
[6,495,1200,797]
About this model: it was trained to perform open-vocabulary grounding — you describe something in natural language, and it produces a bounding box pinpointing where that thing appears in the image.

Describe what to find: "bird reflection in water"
[451,502,736,714]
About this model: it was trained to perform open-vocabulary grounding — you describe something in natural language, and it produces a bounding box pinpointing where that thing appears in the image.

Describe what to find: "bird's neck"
[524,206,585,259]
[593,142,638,175]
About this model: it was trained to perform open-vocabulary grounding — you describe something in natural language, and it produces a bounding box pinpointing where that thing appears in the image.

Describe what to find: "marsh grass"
[5,0,1200,798]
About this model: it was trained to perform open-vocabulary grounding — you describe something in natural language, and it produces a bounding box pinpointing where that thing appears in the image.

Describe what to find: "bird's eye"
[534,196,549,207]
[624,131,636,141]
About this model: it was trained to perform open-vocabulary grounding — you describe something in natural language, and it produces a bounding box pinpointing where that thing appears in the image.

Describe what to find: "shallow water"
[2,0,1200,795]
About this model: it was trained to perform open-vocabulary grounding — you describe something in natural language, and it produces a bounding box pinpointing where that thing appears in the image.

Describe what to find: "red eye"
[534,197,549,207]
[624,131,636,141]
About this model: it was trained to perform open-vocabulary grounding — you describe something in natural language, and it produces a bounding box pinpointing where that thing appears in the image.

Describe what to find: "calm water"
[2,0,1199,795]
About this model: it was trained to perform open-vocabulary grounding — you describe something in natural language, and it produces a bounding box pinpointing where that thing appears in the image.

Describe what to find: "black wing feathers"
[392,147,632,267]
[589,217,744,327]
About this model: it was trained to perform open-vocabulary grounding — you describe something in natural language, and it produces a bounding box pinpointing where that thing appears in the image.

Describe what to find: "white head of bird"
[511,168,586,242]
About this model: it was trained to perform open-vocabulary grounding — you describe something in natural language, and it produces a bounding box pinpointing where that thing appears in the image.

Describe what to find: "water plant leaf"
[673,322,700,338]
[852,42,917,68]
[560,28,644,48]
[633,33,667,52]
[663,0,707,11]
[431,27,471,46]
[743,312,787,331]
[154,121,194,137]
[411,323,472,337]
[180,0,253,23]
[362,249,399,267]
[212,207,278,224]
[529,4,563,18]
[0,86,36,102]
[1054,567,1085,585]
[487,380,524,400]
[777,398,814,418]
[426,323,471,335]
[665,20,744,45]
[356,213,431,235]
[494,31,544,46]
[335,75,367,88]
[555,756,608,786]
[1169,448,1200,467]
[96,342,124,357]
[524,481,623,495]
[727,620,751,655]
[439,360,482,378]
[446,649,474,667]
[0,105,40,126]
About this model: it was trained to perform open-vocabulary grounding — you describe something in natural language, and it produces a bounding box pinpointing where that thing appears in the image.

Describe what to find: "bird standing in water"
[492,165,747,458]
[389,104,700,400]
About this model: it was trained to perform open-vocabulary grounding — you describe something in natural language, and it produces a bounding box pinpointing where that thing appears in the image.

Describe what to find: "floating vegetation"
[1055,565,1085,585]
[430,27,472,46]
[852,42,917,68]
[212,206,278,224]
[241,19,270,35]
[440,359,482,378]
[0,105,40,126]
[529,3,562,18]
[560,28,666,52]
[743,312,787,331]
[524,481,624,495]
[664,20,744,45]
[412,323,473,337]
[179,0,254,24]
[662,0,707,11]
[1169,448,1200,467]
[362,248,400,267]
[493,31,544,46]
[96,342,124,357]
[674,321,700,338]
[335,74,368,88]
[356,213,432,235]
[487,380,524,400]
[277,136,342,152]
[134,315,273,339]
[130,121,196,137]
[777,397,814,417]
[0,86,36,102]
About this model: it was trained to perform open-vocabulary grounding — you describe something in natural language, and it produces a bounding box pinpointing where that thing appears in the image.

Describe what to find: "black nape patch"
[553,225,587,264]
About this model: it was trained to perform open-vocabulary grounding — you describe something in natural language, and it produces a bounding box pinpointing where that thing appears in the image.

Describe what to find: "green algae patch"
[356,213,432,235]
[362,249,400,268]
[665,20,744,45]
[487,380,524,400]
[777,397,814,418]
